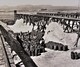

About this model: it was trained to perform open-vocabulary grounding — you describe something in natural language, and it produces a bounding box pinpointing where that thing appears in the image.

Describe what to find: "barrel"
[52,45,54,49]
[50,45,53,49]
[58,45,63,51]
[78,53,80,59]
[74,52,79,59]
[54,45,58,50]
[71,52,75,59]
[63,45,68,51]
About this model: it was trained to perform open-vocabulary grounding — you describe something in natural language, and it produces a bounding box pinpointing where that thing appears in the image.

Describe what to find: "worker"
[74,22,80,47]
[28,31,31,41]
[35,45,38,56]
[30,45,35,56]
[19,32,24,41]
[41,39,46,48]
[16,34,24,49]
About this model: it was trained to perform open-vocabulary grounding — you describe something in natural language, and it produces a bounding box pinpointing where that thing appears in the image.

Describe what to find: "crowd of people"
[16,19,48,56]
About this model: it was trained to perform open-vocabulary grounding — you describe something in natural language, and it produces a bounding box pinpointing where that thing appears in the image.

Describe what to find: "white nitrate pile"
[43,22,77,49]
[8,18,33,33]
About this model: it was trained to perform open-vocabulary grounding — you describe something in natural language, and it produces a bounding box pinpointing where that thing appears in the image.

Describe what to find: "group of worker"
[16,25,46,56]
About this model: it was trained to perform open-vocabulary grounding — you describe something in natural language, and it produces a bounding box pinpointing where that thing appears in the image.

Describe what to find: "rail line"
[0,31,16,67]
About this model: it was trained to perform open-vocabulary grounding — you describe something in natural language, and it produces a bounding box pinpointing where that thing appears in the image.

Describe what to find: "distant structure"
[40,8,47,11]
[14,10,17,21]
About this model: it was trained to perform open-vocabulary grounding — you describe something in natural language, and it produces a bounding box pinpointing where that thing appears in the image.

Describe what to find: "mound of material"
[0,21,11,31]
[43,22,78,49]
[8,19,33,33]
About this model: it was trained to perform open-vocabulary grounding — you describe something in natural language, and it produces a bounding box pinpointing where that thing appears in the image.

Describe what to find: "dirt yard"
[8,19,80,67]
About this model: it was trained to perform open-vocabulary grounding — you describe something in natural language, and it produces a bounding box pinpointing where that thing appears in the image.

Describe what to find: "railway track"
[0,31,16,67]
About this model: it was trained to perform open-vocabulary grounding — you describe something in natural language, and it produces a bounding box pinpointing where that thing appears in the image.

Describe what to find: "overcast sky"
[0,0,79,6]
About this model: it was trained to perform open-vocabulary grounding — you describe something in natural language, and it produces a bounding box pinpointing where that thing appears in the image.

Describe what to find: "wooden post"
[71,21,74,32]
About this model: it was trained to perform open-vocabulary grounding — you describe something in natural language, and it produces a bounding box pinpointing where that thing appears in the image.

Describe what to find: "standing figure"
[30,45,35,56]
[16,34,24,49]
[74,23,80,47]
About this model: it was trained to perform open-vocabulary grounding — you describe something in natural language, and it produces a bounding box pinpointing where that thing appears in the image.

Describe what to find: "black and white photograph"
[0,0,80,67]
